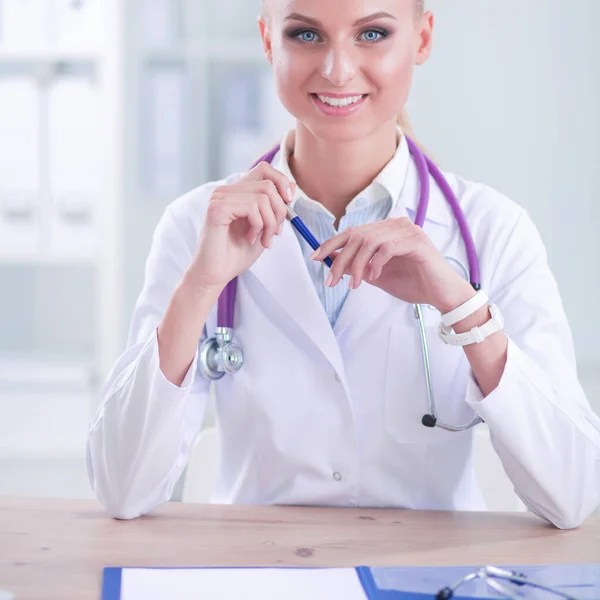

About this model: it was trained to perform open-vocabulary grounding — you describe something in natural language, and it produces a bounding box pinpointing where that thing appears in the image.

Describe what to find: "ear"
[415,11,434,66]
[258,17,273,65]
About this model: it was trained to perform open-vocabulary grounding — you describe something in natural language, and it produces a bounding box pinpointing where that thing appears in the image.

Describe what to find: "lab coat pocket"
[384,304,473,444]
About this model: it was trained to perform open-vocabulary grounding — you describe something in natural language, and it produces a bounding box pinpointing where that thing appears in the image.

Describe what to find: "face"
[259,0,433,142]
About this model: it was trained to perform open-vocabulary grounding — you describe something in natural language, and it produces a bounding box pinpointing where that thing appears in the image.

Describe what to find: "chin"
[300,117,384,143]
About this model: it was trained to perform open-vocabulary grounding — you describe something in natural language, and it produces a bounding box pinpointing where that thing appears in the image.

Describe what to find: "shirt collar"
[272,128,452,227]
[274,128,409,218]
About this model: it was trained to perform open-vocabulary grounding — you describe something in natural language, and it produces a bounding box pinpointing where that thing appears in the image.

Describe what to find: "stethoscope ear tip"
[422,414,437,428]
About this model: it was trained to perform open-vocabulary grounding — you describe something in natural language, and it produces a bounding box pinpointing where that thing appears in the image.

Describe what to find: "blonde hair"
[397,108,416,140]
[397,108,428,154]
[261,0,425,21]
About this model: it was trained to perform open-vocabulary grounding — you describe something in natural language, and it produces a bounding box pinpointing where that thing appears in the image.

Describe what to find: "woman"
[86,0,600,528]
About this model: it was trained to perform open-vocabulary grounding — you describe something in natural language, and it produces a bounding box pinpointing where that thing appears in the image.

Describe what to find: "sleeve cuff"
[464,338,600,447]
[465,337,553,413]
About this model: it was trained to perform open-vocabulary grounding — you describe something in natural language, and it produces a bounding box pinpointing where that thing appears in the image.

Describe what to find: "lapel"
[333,280,398,339]
[247,222,346,377]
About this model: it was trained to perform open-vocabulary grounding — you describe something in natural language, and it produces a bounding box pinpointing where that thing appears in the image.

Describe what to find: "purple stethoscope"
[198,135,484,432]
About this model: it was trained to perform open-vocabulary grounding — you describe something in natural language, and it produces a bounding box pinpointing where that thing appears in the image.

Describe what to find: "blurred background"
[0,0,598,503]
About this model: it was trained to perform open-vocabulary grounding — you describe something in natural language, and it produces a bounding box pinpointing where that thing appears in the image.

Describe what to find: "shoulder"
[445,170,525,231]
[441,170,548,290]
[444,173,548,291]
[440,169,540,254]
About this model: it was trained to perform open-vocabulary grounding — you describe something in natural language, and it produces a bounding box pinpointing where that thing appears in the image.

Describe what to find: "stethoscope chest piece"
[198,327,244,380]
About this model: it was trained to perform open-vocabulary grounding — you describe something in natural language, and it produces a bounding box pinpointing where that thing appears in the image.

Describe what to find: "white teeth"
[316,94,364,107]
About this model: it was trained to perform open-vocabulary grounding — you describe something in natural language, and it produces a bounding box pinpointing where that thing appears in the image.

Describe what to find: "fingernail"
[325,273,334,287]
[278,223,284,236]
[348,276,354,290]
[287,187,293,203]
[309,250,319,260]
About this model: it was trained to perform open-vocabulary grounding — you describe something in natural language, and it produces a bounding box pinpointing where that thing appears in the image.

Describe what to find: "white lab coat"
[86,145,600,528]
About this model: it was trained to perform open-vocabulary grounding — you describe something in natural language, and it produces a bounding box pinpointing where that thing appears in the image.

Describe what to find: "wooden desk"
[1,497,599,600]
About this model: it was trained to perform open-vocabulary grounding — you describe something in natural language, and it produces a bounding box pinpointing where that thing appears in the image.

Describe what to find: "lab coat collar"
[272,129,453,228]
[275,128,407,216]
[390,155,454,228]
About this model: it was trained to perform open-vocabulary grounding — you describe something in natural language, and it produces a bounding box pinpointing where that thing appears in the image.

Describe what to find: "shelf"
[0,47,100,63]
[0,253,98,266]
[0,356,94,387]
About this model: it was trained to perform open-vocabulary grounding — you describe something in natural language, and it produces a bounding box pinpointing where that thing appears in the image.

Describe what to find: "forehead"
[267,0,416,22]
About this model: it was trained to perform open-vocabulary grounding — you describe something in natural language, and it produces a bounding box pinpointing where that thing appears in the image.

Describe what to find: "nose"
[321,43,357,87]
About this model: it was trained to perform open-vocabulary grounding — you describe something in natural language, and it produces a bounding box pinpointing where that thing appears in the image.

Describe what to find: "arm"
[86,207,215,520]
[436,290,508,398]
[87,164,295,520]
[311,207,600,529]
[461,209,600,529]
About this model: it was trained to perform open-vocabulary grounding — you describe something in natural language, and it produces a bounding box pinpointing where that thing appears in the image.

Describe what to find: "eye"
[291,29,321,43]
[358,28,389,43]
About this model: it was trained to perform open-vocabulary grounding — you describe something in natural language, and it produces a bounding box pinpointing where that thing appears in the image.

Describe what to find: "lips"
[310,93,369,117]
[314,93,366,108]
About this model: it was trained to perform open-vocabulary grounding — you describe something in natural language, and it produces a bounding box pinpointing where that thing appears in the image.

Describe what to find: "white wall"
[408,0,600,411]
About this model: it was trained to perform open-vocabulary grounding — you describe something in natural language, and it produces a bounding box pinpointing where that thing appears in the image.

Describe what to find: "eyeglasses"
[437,565,581,600]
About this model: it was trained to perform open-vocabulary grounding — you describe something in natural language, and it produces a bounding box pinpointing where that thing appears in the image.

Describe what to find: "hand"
[310,217,475,312]
[188,162,295,290]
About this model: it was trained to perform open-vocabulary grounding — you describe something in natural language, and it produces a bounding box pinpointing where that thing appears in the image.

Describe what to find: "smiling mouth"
[310,93,368,108]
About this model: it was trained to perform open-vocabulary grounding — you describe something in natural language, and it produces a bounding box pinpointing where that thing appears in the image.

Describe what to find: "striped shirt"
[276,130,410,327]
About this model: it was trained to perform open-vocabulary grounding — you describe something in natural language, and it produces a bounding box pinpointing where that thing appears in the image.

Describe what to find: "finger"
[227,199,264,244]
[228,180,289,235]
[207,192,262,237]
[350,236,381,289]
[254,194,278,249]
[214,182,285,244]
[256,180,288,232]
[327,234,363,288]
[245,161,295,205]
[368,240,409,281]
[310,230,352,261]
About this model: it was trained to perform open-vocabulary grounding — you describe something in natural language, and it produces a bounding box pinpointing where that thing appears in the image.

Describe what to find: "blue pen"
[285,206,334,268]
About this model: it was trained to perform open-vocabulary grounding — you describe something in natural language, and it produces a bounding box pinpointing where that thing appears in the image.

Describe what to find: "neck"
[288,121,399,222]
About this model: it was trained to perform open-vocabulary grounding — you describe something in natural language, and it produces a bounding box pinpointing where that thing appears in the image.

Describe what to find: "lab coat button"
[333,472,342,482]
[334,373,342,383]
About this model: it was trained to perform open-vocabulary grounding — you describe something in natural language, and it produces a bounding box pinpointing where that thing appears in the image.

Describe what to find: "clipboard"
[102,563,600,600]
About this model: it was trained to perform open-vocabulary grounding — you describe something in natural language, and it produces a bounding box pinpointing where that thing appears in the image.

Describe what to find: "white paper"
[48,75,101,256]
[0,0,48,48]
[144,64,186,197]
[0,76,41,254]
[120,568,367,600]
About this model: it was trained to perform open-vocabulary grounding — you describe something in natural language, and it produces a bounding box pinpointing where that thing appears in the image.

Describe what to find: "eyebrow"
[284,11,397,27]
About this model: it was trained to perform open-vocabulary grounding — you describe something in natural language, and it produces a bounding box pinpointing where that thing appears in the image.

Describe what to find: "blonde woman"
[87,0,600,528]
